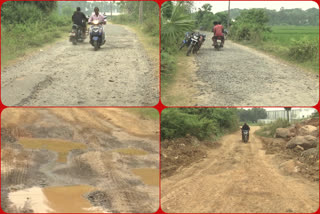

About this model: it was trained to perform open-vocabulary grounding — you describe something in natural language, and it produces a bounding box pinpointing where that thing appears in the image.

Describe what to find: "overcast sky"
[193,1,319,13]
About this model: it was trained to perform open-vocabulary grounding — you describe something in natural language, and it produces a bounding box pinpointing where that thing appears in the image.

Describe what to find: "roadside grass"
[255,119,291,137]
[161,51,196,106]
[236,26,319,72]
[1,25,70,68]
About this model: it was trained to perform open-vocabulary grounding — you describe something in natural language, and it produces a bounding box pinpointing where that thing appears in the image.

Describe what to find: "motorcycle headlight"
[92,20,99,25]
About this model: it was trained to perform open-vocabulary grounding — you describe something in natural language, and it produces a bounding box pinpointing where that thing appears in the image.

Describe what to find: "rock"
[271,138,287,147]
[301,148,319,160]
[310,127,319,137]
[279,160,300,174]
[299,125,317,136]
[286,135,317,150]
[275,128,291,138]
[296,145,304,151]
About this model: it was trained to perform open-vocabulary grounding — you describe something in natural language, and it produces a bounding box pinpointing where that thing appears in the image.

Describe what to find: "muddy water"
[43,185,103,213]
[132,168,159,186]
[114,148,148,155]
[18,138,87,162]
[9,185,103,213]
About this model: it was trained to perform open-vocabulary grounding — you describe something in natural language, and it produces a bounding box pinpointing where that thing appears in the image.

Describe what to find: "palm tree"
[161,2,195,49]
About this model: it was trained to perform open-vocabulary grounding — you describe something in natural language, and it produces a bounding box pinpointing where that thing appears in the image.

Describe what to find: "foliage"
[194,5,229,31]
[238,108,267,123]
[230,9,271,42]
[288,37,319,62]
[161,2,195,50]
[227,8,319,26]
[256,119,290,137]
[1,2,71,65]
[161,108,239,140]
[112,2,159,37]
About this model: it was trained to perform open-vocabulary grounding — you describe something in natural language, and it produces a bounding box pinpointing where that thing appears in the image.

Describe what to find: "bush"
[256,119,290,137]
[288,38,319,61]
[161,108,239,140]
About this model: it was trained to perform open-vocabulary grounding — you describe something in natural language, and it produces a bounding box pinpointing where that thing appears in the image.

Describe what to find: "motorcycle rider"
[241,123,250,141]
[88,7,106,44]
[72,7,88,38]
[212,21,225,47]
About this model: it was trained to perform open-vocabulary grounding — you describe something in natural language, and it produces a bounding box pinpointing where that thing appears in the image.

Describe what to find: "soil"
[1,24,159,106]
[161,127,319,213]
[1,109,159,213]
[167,38,319,106]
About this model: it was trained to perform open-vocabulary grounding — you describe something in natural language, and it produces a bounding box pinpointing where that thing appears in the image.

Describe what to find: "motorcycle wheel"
[186,43,193,56]
[72,38,77,45]
[94,41,99,51]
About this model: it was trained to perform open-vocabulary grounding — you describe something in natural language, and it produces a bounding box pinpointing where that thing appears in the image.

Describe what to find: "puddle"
[114,148,148,155]
[8,185,103,213]
[132,168,159,186]
[18,138,87,163]
[43,185,102,213]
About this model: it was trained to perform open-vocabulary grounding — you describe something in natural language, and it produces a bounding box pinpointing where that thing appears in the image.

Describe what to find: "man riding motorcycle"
[88,7,106,45]
[212,21,225,47]
[72,7,88,38]
[241,123,250,141]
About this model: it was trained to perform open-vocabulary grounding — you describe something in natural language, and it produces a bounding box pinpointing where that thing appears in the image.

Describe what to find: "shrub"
[288,38,319,61]
[256,119,290,137]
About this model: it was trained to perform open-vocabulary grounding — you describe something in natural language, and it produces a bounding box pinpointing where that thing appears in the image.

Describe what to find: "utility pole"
[284,107,292,122]
[110,1,113,19]
[227,0,230,30]
[139,1,143,24]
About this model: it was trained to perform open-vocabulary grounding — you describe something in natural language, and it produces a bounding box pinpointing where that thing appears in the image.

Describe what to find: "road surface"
[1,24,159,106]
[161,127,319,213]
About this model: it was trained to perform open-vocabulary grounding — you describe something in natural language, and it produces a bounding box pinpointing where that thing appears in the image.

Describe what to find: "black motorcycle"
[69,24,84,45]
[186,33,202,56]
[242,130,249,143]
[89,20,105,51]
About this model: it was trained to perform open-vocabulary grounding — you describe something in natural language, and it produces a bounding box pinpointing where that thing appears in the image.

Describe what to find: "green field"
[265,26,319,45]
[244,26,319,72]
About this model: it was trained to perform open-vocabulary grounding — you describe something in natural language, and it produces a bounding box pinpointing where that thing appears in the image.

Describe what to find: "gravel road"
[192,38,319,106]
[1,24,159,106]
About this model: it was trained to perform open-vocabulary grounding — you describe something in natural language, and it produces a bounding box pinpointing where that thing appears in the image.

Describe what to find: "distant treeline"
[227,8,319,26]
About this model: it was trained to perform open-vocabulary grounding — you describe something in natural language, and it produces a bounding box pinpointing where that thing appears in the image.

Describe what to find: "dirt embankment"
[258,118,319,182]
[1,108,159,213]
[165,37,319,106]
[161,127,318,213]
[1,24,159,106]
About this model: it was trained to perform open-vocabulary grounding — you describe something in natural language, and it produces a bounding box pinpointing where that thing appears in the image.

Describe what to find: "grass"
[1,25,70,68]
[255,119,291,137]
[18,138,87,163]
[238,25,319,72]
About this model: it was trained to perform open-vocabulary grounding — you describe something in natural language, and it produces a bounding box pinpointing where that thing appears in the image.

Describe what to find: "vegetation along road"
[1,23,159,106]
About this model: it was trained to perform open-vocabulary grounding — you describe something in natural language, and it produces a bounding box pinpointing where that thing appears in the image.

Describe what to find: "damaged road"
[1,24,159,106]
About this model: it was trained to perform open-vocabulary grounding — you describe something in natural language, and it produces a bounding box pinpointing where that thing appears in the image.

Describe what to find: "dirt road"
[1,24,159,106]
[177,39,319,106]
[161,127,319,213]
[1,108,159,213]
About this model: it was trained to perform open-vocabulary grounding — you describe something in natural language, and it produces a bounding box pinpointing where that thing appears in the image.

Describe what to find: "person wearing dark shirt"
[72,7,88,37]
[241,123,250,141]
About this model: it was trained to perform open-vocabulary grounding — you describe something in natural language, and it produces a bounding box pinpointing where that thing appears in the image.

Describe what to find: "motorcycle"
[179,32,192,50]
[89,20,105,51]
[242,130,249,143]
[69,24,84,45]
[186,33,201,56]
[213,36,223,51]
[192,34,206,54]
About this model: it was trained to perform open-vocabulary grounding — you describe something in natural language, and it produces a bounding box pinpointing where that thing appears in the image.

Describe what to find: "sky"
[193,1,319,13]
